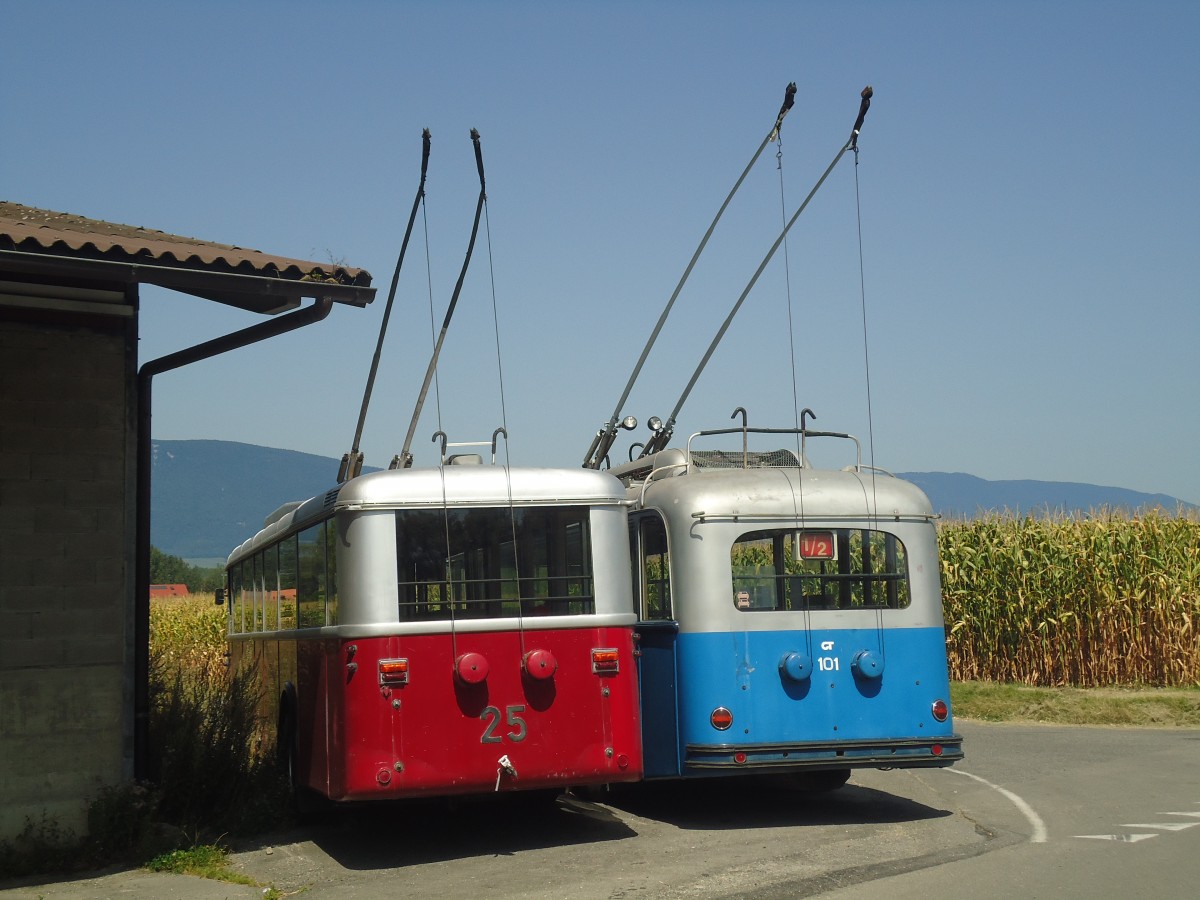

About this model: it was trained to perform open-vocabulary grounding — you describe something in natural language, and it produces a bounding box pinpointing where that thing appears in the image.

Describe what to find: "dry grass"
[952,681,1200,726]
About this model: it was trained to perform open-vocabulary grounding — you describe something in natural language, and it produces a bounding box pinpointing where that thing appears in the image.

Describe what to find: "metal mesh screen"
[690,448,801,469]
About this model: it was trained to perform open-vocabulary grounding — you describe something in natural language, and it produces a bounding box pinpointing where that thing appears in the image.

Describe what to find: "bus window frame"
[297,521,327,628]
[730,526,911,612]
[395,505,597,622]
[631,512,672,621]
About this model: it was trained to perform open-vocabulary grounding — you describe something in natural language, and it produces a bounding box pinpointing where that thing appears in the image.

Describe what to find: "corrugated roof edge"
[0,201,372,287]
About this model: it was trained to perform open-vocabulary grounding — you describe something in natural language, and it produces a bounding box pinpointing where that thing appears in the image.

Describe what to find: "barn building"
[148,584,190,599]
[0,201,374,839]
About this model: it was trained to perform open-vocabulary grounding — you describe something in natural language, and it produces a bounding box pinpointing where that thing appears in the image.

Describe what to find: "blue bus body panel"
[635,622,683,777]
[660,625,960,775]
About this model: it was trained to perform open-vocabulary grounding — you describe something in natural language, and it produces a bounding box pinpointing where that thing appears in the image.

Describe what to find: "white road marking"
[1121,822,1200,831]
[946,768,1048,843]
[1164,811,1200,818]
[1076,834,1158,843]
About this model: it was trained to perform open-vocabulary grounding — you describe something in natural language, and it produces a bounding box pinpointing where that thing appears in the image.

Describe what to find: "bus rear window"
[396,506,595,621]
[731,527,910,611]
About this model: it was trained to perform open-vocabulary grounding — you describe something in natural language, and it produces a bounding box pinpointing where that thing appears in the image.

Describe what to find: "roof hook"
[799,408,816,467]
[491,427,507,465]
[732,406,748,468]
[432,430,448,464]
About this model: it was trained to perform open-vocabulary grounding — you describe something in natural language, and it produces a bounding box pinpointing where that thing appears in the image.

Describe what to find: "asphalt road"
[818,721,1200,900]
[3,721,1198,899]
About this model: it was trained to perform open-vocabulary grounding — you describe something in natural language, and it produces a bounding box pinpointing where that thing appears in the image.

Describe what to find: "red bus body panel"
[280,626,641,801]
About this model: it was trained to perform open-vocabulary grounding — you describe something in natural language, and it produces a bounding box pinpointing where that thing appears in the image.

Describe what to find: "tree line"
[150,546,224,593]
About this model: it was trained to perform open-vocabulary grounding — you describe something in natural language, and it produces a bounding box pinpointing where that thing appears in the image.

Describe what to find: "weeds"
[145,843,282,899]
[84,782,160,862]
[144,843,231,875]
[148,597,289,835]
[0,814,79,879]
[145,843,279,897]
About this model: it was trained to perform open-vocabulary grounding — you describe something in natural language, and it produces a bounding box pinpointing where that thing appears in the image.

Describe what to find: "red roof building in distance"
[149,584,190,598]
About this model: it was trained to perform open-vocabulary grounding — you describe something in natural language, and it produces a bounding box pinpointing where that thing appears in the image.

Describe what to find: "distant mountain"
[149,440,1196,561]
[896,471,1194,520]
[150,440,378,561]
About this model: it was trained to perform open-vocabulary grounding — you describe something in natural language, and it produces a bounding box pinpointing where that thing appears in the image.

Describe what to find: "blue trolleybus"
[610,423,963,787]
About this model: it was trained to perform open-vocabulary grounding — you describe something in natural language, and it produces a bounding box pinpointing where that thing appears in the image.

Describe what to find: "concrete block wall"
[0,315,134,839]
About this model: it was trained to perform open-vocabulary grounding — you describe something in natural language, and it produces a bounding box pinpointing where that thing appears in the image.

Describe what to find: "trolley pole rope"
[640,86,873,458]
[395,129,487,469]
[582,82,797,469]
[340,129,431,482]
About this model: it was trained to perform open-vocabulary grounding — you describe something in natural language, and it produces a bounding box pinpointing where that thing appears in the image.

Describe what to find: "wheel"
[279,701,327,820]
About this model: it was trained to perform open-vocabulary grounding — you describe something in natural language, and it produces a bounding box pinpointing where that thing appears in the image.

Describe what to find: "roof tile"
[0,201,371,286]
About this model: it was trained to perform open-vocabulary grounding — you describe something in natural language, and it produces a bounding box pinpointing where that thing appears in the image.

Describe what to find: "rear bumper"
[685,734,964,771]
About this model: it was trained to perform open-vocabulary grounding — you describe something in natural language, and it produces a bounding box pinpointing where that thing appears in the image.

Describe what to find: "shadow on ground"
[243,776,951,873]
[268,790,635,871]
[595,775,952,831]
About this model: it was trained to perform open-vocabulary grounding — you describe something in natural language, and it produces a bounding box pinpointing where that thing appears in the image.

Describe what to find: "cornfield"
[939,509,1200,687]
[152,514,1200,692]
[149,593,227,680]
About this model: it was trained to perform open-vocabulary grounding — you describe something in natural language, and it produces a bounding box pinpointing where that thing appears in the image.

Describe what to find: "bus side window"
[639,515,671,620]
[298,522,326,628]
[325,518,339,626]
[262,544,279,631]
[252,551,264,632]
[279,535,298,630]
[231,562,245,633]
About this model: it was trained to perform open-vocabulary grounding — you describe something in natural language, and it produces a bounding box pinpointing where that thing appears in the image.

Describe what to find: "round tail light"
[931,699,949,722]
[455,652,489,684]
[524,649,558,680]
[710,707,733,730]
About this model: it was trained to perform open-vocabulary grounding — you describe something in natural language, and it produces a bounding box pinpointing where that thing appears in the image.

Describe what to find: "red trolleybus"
[223,460,642,804]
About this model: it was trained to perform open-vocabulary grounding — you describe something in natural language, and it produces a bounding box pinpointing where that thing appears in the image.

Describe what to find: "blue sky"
[5,1,1198,504]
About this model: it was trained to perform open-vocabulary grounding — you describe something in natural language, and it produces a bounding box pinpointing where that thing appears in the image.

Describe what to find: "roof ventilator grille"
[690,449,801,469]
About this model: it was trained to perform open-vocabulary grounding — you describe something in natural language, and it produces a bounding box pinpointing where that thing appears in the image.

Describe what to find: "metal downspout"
[134,296,334,779]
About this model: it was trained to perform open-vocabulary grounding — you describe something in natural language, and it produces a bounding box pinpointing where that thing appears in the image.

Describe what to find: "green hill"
[150,439,375,560]
[150,439,1195,561]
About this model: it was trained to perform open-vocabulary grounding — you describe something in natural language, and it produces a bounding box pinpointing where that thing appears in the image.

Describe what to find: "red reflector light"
[378,658,409,686]
[710,707,733,730]
[455,652,489,684]
[524,648,558,680]
[931,699,949,722]
[734,751,747,764]
[932,744,944,756]
[591,648,620,675]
